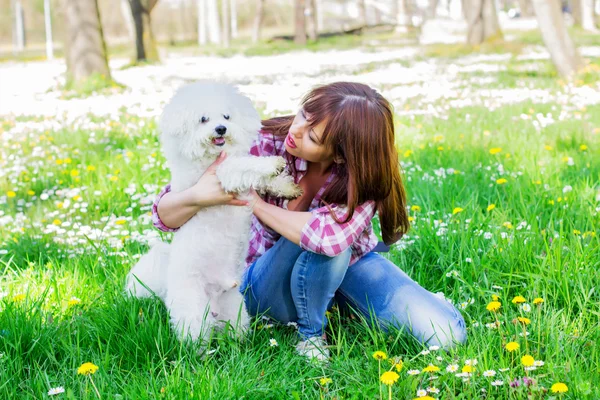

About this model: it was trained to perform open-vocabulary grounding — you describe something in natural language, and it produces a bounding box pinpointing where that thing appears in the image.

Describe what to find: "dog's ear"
[159,100,192,137]
[233,94,262,137]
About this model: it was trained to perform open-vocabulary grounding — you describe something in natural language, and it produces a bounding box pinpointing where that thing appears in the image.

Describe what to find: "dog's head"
[159,81,261,161]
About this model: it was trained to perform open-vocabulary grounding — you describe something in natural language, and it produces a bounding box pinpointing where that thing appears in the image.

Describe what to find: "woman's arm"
[252,199,313,245]
[156,152,248,230]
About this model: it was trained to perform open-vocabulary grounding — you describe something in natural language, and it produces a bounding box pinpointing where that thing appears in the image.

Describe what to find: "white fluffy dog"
[125,81,300,343]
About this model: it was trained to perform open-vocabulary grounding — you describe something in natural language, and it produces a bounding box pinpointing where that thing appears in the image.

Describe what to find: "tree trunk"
[44,0,54,60]
[128,0,159,62]
[307,0,318,41]
[252,0,265,43]
[517,0,534,17]
[294,0,307,44]
[428,0,439,18]
[464,0,502,45]
[359,0,368,26]
[198,0,207,45]
[221,0,231,47]
[531,0,584,77]
[64,0,111,83]
[230,0,238,38]
[582,0,598,30]
[12,0,26,53]
[206,0,221,44]
[121,0,135,42]
[572,0,582,25]
[396,0,412,32]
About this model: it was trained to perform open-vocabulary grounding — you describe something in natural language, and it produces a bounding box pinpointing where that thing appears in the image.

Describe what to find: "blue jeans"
[240,237,466,348]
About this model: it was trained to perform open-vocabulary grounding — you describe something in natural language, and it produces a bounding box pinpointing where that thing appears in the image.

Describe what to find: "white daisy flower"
[534,360,544,367]
[416,389,427,397]
[446,364,459,372]
[483,370,496,377]
[427,387,440,394]
[48,387,65,396]
[491,380,504,386]
[408,369,421,375]
[269,338,278,347]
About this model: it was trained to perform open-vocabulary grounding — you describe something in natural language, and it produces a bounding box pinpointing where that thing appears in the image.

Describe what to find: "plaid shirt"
[152,132,378,267]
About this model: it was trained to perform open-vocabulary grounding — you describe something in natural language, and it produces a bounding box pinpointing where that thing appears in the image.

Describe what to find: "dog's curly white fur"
[125,82,301,342]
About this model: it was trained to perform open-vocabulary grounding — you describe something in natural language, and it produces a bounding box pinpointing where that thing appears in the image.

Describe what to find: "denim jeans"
[240,237,467,348]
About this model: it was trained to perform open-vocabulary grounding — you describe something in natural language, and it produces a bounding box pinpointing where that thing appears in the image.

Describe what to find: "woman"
[153,82,466,361]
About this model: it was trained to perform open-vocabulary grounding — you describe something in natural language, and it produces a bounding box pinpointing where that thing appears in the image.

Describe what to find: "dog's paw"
[262,156,286,176]
[267,173,303,199]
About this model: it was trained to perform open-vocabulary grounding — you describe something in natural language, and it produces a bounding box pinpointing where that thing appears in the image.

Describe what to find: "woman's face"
[284,108,335,164]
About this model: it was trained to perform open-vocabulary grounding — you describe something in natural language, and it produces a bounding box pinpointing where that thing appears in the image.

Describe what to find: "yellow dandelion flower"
[27,190,35,196]
[68,297,81,307]
[505,342,519,352]
[512,296,526,304]
[373,351,387,360]
[517,317,531,325]
[579,144,587,151]
[77,362,99,375]
[551,382,568,393]
[533,298,544,305]
[404,150,413,158]
[70,169,79,177]
[394,359,404,372]
[380,371,399,386]
[319,377,332,386]
[462,365,473,374]
[496,178,508,185]
[56,159,64,165]
[64,158,72,164]
[12,293,26,302]
[115,219,127,225]
[452,207,463,215]
[7,191,16,198]
[411,205,421,212]
[491,294,500,301]
[487,204,496,211]
[422,364,440,373]
[486,301,501,312]
[544,145,553,151]
[489,148,502,155]
[87,165,96,171]
[110,176,119,182]
[53,219,61,226]
[521,355,535,367]
[413,397,435,400]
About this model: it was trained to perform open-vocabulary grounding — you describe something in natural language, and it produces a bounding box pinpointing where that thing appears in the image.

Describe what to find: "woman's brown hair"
[262,82,409,245]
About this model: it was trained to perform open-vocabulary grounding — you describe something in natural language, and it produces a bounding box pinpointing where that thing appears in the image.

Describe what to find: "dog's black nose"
[215,125,227,136]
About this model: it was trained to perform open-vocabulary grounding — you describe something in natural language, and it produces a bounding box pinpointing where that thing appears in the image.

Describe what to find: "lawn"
[0,32,599,399]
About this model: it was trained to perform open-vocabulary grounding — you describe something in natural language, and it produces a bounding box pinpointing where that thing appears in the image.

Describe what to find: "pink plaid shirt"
[152,132,378,267]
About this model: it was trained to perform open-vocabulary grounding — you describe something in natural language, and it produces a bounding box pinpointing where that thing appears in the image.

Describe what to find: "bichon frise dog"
[125,81,300,343]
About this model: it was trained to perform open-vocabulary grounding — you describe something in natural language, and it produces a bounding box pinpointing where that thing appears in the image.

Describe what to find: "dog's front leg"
[165,271,216,343]
[216,156,287,193]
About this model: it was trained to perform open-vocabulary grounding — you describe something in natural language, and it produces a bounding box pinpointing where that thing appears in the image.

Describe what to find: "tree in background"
[395,0,413,32]
[127,0,159,62]
[531,0,584,77]
[294,0,307,44]
[306,0,318,41]
[252,0,265,43]
[221,0,231,47]
[572,0,598,31]
[463,0,502,45]
[517,0,534,17]
[63,0,111,84]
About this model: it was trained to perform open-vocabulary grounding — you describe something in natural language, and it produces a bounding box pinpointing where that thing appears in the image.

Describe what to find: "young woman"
[153,82,466,361]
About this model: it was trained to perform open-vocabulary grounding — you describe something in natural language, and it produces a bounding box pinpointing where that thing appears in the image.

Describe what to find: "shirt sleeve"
[249,130,279,157]
[152,184,180,232]
[299,201,376,257]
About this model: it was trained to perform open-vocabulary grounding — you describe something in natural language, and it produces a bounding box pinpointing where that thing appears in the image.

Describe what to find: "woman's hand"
[191,152,248,207]
[247,188,266,212]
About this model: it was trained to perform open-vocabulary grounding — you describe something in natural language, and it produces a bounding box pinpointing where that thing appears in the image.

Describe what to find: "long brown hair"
[262,82,409,244]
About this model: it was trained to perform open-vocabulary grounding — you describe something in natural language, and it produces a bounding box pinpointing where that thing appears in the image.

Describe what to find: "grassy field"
[1,36,599,399]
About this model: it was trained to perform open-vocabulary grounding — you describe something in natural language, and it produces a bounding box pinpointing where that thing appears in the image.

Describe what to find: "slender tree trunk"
[12,0,25,53]
[428,0,439,18]
[206,0,221,44]
[464,0,502,45]
[230,0,238,38]
[198,0,207,45]
[316,0,324,30]
[582,0,598,30]
[396,0,412,32]
[294,0,307,44]
[221,0,231,47]
[121,0,135,42]
[252,0,265,43]
[359,0,368,26]
[64,0,111,83]
[307,0,318,41]
[572,0,582,25]
[531,0,584,77]
[44,0,54,60]
[128,0,159,62]
[517,0,534,17]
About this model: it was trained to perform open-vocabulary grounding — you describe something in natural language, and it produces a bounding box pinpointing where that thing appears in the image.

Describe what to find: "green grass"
[1,52,599,399]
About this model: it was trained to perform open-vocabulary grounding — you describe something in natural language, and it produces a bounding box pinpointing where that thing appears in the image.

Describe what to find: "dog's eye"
[201,116,209,123]
[223,114,230,120]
